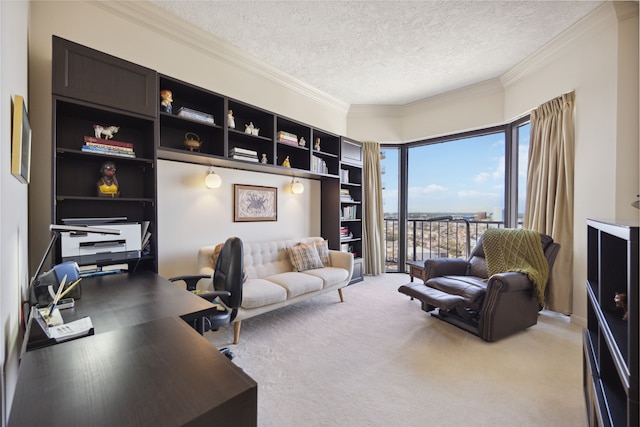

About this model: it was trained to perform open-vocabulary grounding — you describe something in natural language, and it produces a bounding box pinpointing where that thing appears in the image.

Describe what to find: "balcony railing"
[384,217,507,271]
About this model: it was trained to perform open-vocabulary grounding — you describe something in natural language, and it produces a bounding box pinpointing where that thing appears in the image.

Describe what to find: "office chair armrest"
[168,274,211,292]
[196,290,231,303]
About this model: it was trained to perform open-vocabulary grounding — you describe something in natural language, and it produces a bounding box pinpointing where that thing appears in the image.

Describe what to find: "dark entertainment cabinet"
[51,36,364,282]
[584,219,638,426]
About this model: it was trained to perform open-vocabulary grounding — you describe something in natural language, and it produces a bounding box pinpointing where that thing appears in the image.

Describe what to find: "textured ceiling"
[151,0,604,106]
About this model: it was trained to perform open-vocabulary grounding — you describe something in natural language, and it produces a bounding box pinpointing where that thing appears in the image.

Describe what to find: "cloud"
[474,172,490,184]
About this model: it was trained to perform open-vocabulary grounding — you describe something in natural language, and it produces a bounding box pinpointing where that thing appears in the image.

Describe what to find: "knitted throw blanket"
[482,228,549,306]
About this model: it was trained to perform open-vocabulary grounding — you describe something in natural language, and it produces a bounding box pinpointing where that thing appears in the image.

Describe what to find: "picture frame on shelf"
[234,184,277,222]
[11,95,31,184]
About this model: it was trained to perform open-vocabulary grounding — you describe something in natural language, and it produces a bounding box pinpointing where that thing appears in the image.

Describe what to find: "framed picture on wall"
[234,184,277,222]
[11,95,31,184]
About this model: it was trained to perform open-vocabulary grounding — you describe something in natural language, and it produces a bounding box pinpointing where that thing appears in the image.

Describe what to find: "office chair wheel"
[220,347,234,360]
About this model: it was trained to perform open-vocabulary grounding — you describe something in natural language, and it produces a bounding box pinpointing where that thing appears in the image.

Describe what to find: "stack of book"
[141,220,152,254]
[176,107,214,124]
[340,189,353,201]
[277,131,298,146]
[229,147,258,162]
[340,226,353,241]
[82,136,136,158]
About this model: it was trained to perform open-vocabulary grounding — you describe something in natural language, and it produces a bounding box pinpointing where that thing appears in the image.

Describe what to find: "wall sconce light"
[205,168,222,189]
[291,178,304,194]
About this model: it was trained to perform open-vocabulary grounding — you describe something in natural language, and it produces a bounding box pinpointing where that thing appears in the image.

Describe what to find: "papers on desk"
[32,306,94,343]
[48,317,94,342]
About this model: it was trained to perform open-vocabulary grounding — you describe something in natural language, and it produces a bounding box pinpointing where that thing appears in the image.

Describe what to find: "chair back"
[213,237,244,319]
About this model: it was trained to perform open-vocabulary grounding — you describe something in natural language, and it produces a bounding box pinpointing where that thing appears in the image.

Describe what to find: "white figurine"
[228,110,236,129]
[261,153,268,164]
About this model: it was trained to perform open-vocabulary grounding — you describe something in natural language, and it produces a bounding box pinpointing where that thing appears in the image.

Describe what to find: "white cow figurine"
[93,125,120,140]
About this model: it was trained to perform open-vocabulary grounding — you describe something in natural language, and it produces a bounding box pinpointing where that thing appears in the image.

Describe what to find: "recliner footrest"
[398,283,466,311]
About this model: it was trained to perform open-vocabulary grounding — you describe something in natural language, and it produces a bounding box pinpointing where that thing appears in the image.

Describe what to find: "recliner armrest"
[424,258,469,279]
[486,272,532,293]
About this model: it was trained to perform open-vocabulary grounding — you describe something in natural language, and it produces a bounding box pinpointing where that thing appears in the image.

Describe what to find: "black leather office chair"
[169,236,244,358]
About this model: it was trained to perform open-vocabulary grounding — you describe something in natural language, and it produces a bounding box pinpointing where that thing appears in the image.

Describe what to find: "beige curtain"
[524,92,575,314]
[362,142,385,275]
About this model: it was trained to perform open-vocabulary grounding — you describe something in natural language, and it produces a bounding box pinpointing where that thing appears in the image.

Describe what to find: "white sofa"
[198,237,354,343]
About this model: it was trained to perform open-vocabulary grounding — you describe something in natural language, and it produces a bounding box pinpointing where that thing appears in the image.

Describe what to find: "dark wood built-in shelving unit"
[583,219,638,427]
[51,36,365,281]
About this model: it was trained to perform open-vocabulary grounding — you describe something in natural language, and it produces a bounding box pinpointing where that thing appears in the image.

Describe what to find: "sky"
[381,125,529,217]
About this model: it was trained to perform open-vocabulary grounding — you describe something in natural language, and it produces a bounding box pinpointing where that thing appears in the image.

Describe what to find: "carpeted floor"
[206,273,587,427]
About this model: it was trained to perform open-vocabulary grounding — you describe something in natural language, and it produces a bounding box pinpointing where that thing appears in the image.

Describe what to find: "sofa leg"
[338,288,344,302]
[233,321,241,344]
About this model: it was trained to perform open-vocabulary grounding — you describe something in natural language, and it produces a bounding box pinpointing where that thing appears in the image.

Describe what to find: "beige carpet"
[206,273,587,427]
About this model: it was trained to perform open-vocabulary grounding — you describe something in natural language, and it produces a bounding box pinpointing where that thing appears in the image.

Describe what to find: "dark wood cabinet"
[52,36,158,272]
[584,219,638,427]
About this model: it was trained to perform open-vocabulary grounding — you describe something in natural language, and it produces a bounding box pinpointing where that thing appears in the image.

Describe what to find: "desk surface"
[9,316,257,426]
[64,271,217,333]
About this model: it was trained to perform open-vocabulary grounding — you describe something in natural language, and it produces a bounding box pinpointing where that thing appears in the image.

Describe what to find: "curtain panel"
[362,142,385,275]
[524,92,575,314]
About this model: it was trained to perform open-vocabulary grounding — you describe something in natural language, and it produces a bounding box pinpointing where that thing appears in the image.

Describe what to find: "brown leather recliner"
[398,231,560,342]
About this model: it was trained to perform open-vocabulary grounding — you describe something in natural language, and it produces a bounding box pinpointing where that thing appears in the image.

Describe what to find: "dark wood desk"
[11,272,258,426]
[25,272,217,351]
[9,316,257,426]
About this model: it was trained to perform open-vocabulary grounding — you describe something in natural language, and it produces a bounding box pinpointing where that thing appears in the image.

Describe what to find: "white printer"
[60,223,141,266]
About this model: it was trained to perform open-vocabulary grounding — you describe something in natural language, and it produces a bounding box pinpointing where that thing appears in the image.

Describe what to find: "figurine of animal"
[93,125,120,140]
[614,292,628,321]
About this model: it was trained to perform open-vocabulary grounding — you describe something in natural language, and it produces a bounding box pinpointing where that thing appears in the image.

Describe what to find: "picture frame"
[234,184,277,222]
[11,95,31,184]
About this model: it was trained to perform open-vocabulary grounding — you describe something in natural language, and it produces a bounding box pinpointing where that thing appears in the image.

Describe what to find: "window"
[382,119,529,272]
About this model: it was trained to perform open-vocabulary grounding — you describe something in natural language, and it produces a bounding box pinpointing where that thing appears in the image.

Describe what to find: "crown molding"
[501,2,617,88]
[92,1,350,115]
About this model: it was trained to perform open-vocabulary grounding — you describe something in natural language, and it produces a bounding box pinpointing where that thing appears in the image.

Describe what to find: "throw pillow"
[315,239,331,266]
[288,242,324,272]
[211,242,224,268]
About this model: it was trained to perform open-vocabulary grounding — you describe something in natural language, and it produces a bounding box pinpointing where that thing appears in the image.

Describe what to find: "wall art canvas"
[234,184,277,222]
[11,95,31,184]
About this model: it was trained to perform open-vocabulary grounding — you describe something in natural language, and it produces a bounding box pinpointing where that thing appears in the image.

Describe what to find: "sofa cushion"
[303,267,349,288]
[241,278,288,309]
[315,239,331,266]
[287,242,324,272]
[265,272,323,298]
[426,275,487,304]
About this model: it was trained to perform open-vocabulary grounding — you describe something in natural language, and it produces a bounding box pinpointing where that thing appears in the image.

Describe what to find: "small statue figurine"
[299,137,306,147]
[245,122,255,134]
[281,156,291,168]
[97,161,120,198]
[228,109,235,129]
[261,153,268,164]
[93,125,119,140]
[160,90,173,113]
[614,292,628,321]
[314,137,321,151]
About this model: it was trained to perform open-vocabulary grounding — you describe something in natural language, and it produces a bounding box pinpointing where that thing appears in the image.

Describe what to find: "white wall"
[347,2,639,324]
[1,2,30,424]
[157,161,320,279]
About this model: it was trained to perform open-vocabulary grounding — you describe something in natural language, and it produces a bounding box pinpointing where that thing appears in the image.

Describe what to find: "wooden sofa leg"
[233,321,241,344]
[338,288,344,302]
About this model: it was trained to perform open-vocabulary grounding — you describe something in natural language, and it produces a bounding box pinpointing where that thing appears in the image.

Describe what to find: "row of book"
[311,155,328,174]
[277,131,299,146]
[229,146,259,162]
[340,169,350,183]
[82,136,136,158]
[341,205,358,220]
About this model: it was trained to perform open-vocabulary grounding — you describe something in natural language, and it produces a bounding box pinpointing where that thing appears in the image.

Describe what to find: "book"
[229,147,258,156]
[85,142,134,154]
[82,145,136,158]
[177,107,214,124]
[84,136,133,149]
[231,155,259,162]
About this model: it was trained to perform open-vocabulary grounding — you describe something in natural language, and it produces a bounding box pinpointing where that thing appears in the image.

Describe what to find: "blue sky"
[381,126,529,217]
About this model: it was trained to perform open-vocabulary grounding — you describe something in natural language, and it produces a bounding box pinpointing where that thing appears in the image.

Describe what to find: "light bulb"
[205,170,221,189]
[291,180,304,194]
